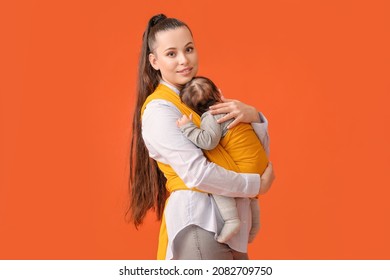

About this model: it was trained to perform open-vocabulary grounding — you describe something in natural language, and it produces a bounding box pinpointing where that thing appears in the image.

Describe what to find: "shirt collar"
[160,80,180,95]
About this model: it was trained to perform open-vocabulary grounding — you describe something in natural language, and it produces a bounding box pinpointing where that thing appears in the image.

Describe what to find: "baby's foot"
[217,219,240,243]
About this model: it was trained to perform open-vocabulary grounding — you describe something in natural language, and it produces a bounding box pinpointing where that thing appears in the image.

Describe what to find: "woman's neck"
[160,80,182,94]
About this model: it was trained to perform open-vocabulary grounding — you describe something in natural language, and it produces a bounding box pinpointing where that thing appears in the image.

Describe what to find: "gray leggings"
[172,225,249,260]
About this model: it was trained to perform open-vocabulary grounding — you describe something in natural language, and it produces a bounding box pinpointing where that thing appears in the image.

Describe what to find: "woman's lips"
[177,67,193,75]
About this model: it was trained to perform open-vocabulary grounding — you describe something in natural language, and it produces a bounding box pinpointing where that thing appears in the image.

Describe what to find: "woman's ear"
[149,53,159,70]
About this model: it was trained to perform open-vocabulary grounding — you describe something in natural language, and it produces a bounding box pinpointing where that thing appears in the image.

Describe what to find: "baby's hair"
[180,76,222,116]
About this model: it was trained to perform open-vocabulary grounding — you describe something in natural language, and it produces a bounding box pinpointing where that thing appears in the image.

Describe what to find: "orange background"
[1,0,389,259]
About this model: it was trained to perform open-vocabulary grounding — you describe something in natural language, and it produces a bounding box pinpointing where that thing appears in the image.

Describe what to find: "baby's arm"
[177,112,223,150]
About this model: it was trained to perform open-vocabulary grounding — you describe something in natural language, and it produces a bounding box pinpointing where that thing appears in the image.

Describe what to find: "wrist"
[251,107,261,123]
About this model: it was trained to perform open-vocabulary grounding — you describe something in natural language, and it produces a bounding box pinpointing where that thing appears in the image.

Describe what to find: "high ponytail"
[139,14,166,97]
[128,15,191,227]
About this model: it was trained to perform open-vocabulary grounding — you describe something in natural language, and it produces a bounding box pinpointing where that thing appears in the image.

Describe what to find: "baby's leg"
[248,198,260,243]
[212,195,240,243]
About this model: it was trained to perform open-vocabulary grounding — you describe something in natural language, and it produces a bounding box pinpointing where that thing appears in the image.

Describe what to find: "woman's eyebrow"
[163,42,193,52]
[163,47,176,52]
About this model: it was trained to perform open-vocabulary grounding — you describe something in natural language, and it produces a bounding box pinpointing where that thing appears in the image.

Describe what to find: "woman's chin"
[180,74,196,85]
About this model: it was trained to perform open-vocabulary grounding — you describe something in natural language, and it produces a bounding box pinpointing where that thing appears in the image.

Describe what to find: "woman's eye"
[167,52,176,57]
[186,47,194,53]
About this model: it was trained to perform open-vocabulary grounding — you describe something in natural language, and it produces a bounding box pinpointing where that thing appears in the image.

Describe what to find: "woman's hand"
[258,162,275,195]
[209,96,261,129]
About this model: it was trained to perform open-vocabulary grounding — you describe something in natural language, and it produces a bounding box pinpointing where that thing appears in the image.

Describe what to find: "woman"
[129,14,275,260]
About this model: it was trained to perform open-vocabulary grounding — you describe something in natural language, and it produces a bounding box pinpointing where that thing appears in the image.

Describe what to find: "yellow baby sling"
[141,84,268,259]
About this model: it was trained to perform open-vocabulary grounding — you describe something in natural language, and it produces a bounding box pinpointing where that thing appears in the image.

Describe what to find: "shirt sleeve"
[142,100,260,198]
[251,112,270,157]
[179,113,222,150]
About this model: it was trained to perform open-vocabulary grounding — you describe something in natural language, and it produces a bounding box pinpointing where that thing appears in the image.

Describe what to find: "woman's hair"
[180,76,222,116]
[128,14,191,228]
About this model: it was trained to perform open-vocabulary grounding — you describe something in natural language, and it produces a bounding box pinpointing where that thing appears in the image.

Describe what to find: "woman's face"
[149,26,198,89]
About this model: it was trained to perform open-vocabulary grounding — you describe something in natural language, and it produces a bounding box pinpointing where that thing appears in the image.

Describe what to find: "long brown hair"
[128,14,191,228]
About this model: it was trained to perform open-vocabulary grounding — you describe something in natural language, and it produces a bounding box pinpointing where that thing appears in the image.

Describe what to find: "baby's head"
[180,76,222,116]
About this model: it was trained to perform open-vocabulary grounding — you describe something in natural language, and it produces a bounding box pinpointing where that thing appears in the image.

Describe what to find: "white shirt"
[141,82,270,259]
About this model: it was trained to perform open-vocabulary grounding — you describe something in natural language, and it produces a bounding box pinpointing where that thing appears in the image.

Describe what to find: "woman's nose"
[178,52,189,65]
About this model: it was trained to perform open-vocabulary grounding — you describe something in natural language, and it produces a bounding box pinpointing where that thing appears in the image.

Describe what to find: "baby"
[176,76,269,243]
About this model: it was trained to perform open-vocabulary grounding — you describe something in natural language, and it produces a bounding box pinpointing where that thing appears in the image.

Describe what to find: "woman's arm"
[209,96,261,128]
[251,113,270,156]
[142,100,260,198]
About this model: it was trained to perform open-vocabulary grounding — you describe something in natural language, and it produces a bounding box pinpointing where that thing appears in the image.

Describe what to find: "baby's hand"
[176,113,193,127]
